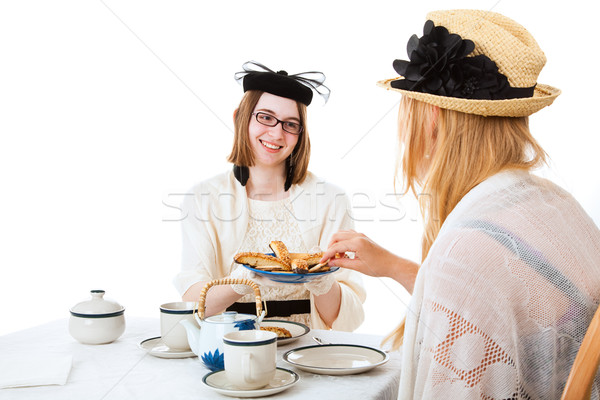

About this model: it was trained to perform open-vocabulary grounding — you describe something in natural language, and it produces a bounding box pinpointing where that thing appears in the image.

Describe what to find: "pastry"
[291,259,309,274]
[234,252,289,270]
[309,260,330,272]
[289,252,324,266]
[234,245,331,274]
[260,326,292,338]
[269,241,292,269]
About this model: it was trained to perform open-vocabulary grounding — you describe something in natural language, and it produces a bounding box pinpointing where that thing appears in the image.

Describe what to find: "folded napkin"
[0,354,72,389]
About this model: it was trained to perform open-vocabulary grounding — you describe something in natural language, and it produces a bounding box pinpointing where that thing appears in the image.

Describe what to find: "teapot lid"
[204,311,256,324]
[70,290,125,317]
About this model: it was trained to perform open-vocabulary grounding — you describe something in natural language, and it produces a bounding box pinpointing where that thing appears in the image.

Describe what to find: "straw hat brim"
[377,78,561,117]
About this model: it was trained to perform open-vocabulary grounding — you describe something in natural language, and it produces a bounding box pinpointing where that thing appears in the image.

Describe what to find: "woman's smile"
[259,139,283,151]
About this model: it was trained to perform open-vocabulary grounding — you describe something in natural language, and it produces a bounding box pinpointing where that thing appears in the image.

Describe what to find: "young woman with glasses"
[173,62,365,331]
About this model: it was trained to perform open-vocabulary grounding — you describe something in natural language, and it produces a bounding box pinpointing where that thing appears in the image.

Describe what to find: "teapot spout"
[179,319,201,356]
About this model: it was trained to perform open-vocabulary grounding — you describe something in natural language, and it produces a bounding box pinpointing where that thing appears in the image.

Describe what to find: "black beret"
[242,70,313,106]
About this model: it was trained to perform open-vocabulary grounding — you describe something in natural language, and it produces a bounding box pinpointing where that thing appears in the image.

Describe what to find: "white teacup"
[223,330,277,390]
[160,302,196,351]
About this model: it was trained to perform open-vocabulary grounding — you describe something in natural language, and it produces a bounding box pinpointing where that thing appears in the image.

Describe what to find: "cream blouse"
[237,197,311,326]
[174,170,366,332]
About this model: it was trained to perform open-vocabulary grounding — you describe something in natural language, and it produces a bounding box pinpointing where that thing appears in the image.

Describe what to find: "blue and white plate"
[241,253,339,283]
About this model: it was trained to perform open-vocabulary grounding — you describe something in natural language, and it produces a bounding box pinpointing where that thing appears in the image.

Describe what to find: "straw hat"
[378,10,561,117]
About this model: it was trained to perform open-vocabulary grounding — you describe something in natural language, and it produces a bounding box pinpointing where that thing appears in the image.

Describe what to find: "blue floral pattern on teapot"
[180,311,263,371]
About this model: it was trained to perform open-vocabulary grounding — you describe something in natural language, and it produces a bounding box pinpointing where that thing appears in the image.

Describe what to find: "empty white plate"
[283,344,389,375]
[260,320,310,345]
[202,367,299,398]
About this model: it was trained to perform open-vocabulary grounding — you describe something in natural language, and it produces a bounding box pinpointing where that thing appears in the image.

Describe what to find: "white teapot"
[180,278,264,371]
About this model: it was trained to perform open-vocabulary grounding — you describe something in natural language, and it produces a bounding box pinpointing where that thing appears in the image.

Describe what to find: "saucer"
[202,367,299,398]
[139,337,196,359]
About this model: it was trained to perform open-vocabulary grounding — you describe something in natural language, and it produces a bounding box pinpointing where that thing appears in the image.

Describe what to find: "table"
[0,317,402,399]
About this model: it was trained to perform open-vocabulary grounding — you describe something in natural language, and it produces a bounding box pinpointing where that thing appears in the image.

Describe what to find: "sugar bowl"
[69,290,126,344]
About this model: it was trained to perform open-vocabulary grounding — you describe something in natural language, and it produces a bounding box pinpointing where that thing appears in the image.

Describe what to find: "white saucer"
[202,367,299,398]
[139,337,196,359]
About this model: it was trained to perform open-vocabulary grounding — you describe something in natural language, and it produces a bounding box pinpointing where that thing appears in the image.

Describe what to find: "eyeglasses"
[251,112,303,135]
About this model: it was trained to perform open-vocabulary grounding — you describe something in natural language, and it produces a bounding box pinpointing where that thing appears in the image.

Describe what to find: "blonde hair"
[227,90,311,185]
[384,96,547,350]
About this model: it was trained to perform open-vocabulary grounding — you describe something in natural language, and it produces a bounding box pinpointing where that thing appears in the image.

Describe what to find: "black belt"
[227,299,310,318]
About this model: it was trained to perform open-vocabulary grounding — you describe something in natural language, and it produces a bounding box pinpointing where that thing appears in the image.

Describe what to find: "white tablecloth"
[0,317,401,399]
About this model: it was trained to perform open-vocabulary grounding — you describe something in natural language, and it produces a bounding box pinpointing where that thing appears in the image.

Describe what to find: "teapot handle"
[195,278,263,320]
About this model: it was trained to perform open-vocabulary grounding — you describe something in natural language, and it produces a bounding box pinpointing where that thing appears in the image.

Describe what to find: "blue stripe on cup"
[160,302,196,315]
[223,336,277,346]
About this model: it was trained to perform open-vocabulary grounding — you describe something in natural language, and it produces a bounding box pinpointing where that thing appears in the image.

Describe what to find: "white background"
[1,0,598,337]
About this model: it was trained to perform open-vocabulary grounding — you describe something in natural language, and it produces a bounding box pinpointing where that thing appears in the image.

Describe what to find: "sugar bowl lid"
[70,290,125,317]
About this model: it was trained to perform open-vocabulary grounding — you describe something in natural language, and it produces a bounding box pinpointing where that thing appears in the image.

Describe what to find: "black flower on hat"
[392,20,474,96]
[391,20,533,100]
[457,55,511,99]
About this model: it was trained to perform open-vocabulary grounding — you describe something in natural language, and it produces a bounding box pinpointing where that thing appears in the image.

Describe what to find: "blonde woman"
[322,10,600,399]
[174,62,365,332]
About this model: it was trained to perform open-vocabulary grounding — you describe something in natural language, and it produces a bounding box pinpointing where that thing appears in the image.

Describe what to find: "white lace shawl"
[399,170,600,399]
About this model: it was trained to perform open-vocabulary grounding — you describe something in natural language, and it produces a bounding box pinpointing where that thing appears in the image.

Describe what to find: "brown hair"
[385,96,547,350]
[227,90,310,185]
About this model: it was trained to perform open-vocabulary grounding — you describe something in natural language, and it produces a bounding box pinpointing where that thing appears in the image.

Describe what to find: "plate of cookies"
[260,320,310,345]
[234,241,339,283]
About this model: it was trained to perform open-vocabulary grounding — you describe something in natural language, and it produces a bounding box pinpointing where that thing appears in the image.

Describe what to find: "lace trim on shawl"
[420,301,520,397]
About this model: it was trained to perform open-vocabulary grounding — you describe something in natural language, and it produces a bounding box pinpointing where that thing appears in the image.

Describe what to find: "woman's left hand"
[247,273,289,289]
[304,274,336,296]
[229,265,287,295]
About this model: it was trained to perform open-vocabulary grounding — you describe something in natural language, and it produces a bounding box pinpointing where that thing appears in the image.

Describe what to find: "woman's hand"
[321,230,420,293]
[229,265,287,294]
[304,273,336,296]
